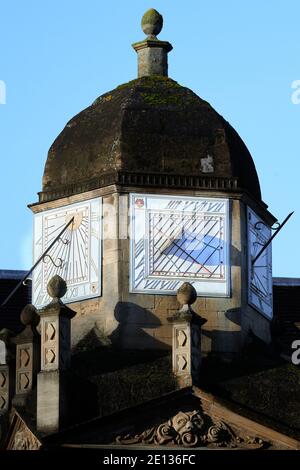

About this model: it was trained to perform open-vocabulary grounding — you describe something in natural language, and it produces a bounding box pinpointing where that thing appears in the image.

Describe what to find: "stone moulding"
[37,171,240,203]
[115,409,267,449]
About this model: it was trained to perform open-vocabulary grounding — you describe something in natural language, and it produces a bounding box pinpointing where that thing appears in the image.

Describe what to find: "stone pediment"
[3,409,41,450]
[42,387,300,450]
[115,408,264,449]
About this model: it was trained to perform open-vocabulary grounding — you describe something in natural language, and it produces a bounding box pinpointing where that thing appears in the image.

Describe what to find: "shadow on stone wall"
[109,301,169,350]
[201,329,242,361]
[225,308,242,326]
[229,242,242,268]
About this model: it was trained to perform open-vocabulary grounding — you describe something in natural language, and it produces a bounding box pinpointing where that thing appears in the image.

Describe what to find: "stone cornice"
[36,171,240,204]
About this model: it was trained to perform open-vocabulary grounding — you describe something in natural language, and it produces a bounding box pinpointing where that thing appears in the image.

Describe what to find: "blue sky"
[0,0,299,277]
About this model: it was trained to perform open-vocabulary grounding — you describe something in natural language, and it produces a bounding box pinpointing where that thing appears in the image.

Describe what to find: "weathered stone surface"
[116,407,267,449]
[154,296,178,314]
[47,275,67,300]
[0,366,9,414]
[37,370,61,433]
[42,77,261,202]
[133,44,171,78]
[141,9,163,37]
[20,304,39,327]
[177,283,197,306]
[10,419,41,450]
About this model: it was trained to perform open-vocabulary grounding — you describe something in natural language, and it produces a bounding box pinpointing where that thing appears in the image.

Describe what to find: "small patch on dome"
[200,154,214,173]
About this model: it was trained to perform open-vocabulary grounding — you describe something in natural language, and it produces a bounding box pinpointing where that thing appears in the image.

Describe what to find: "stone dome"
[42,76,261,202]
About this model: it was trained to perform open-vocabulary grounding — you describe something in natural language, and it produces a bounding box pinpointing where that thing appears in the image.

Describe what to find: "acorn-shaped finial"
[141,9,163,37]
[177,282,197,307]
[47,275,67,300]
[20,304,39,327]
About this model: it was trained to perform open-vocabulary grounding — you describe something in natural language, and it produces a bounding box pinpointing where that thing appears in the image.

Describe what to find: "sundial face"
[130,194,230,296]
[32,198,102,307]
[247,207,273,319]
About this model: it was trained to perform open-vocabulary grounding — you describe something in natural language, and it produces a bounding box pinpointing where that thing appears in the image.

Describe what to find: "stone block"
[154,296,178,315]
[102,246,119,264]
[153,324,172,342]
[37,370,61,433]
[123,293,155,310]
[119,194,129,240]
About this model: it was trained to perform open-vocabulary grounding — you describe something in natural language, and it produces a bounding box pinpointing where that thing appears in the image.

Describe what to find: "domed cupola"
[31,10,275,360]
[41,8,261,204]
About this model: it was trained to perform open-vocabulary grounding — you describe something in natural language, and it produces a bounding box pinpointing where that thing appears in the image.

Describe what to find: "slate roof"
[2,276,300,449]
[199,340,300,441]
[0,270,31,333]
[272,278,300,358]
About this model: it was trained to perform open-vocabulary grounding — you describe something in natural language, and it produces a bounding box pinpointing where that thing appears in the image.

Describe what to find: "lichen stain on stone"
[103,94,113,102]
[92,93,113,106]
[116,76,182,91]
[140,89,199,107]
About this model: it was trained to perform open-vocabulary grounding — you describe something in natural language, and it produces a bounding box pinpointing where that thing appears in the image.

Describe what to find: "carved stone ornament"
[11,421,41,450]
[116,409,267,449]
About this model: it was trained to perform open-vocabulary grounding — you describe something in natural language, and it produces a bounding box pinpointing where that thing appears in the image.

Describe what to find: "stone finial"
[0,329,13,349]
[0,329,14,365]
[168,283,207,387]
[132,10,172,78]
[47,275,67,301]
[37,277,76,434]
[141,9,163,38]
[20,304,39,327]
[12,305,41,407]
[173,282,206,325]
[177,282,197,308]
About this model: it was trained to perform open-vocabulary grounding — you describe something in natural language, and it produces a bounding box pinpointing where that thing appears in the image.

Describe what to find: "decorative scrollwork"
[255,220,280,232]
[115,409,267,449]
[155,424,174,445]
[58,237,69,245]
[271,222,281,231]
[254,221,268,231]
[206,421,235,446]
[42,255,63,268]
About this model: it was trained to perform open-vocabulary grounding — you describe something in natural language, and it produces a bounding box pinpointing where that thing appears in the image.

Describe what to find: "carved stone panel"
[172,323,191,377]
[16,344,33,395]
[0,339,7,364]
[9,417,41,450]
[0,365,9,414]
[116,408,267,449]
[41,318,58,370]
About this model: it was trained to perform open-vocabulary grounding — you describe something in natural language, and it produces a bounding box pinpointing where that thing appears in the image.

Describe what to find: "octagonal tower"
[30,10,276,359]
